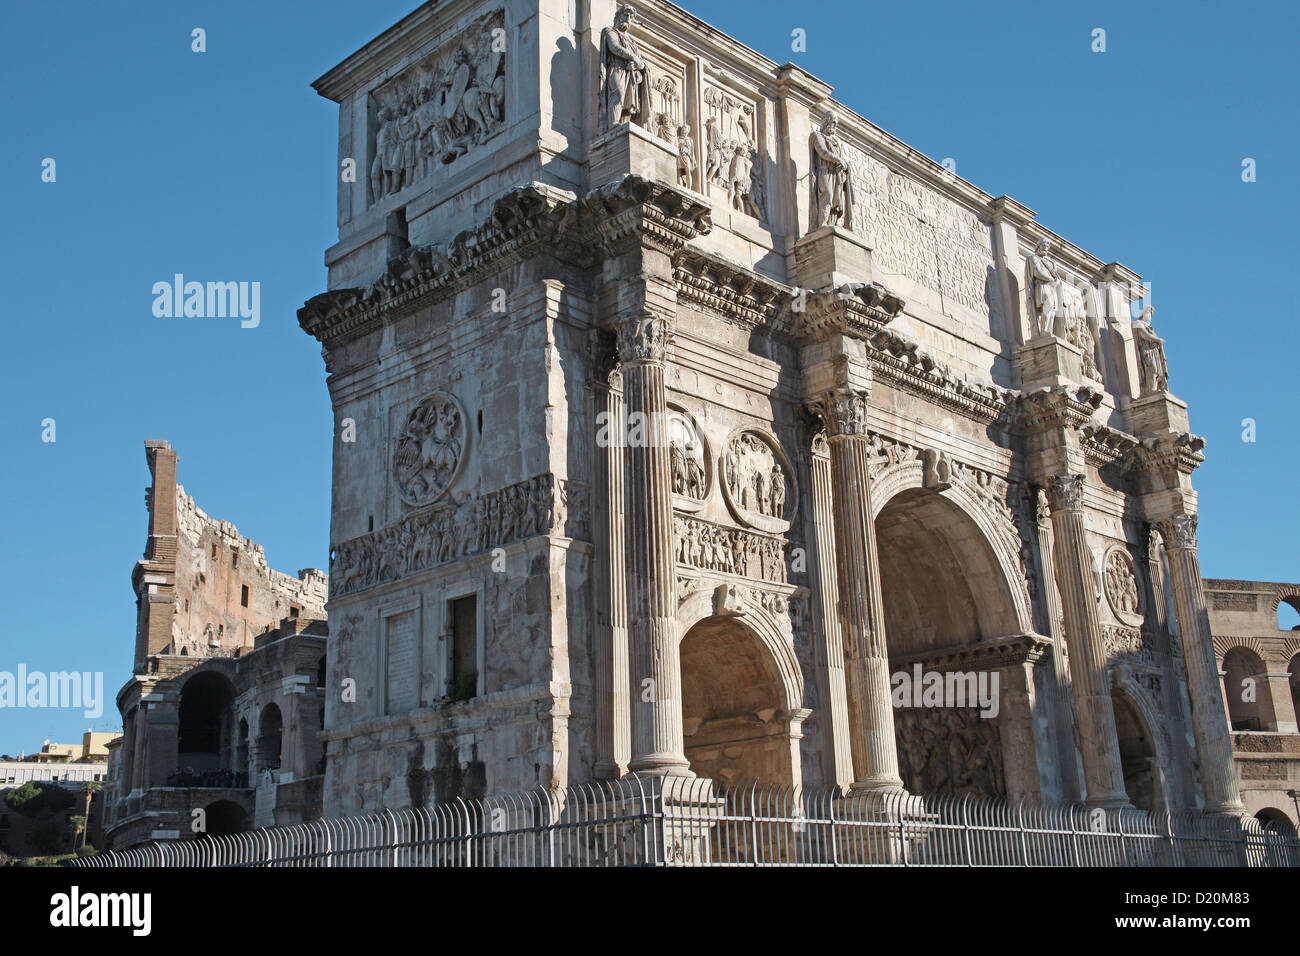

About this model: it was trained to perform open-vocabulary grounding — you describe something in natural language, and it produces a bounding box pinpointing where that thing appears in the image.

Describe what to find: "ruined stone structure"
[104,441,330,848]
[1204,579,1300,833]
[292,0,1248,822]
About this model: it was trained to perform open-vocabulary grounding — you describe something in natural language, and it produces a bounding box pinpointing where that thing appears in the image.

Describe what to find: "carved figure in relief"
[728,144,753,213]
[371,107,398,201]
[810,112,854,230]
[1131,306,1170,396]
[599,5,652,131]
[675,125,696,188]
[704,117,725,184]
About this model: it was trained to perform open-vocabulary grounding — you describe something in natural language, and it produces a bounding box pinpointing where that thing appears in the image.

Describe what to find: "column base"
[1084,792,1134,811]
[627,754,695,778]
[1202,800,1247,817]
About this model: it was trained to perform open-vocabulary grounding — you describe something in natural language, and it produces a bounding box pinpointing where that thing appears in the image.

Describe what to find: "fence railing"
[75,778,1300,868]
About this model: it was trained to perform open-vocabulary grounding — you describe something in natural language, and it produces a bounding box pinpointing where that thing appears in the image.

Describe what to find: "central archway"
[675,589,804,790]
[875,487,1029,800]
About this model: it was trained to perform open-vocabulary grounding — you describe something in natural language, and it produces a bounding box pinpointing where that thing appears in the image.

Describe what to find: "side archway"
[675,588,806,788]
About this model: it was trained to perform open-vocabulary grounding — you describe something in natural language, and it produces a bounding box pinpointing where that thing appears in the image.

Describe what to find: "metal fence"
[74,777,1300,868]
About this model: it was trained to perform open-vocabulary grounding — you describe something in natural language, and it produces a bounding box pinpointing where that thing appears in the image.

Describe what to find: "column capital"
[1154,513,1198,551]
[615,312,674,366]
[807,385,871,439]
[1046,473,1086,513]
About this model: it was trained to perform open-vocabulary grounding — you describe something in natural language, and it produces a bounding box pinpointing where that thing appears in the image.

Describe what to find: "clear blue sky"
[2,0,1296,753]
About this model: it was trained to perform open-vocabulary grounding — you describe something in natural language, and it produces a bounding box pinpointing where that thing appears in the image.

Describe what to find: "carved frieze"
[393,391,468,508]
[672,514,787,584]
[1102,624,1154,666]
[720,429,794,533]
[702,84,764,220]
[368,8,506,203]
[330,474,586,597]
[895,707,1006,799]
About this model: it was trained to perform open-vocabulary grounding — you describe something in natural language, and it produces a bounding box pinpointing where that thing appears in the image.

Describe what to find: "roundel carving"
[667,405,711,512]
[721,428,795,533]
[1103,546,1144,627]
[393,391,468,507]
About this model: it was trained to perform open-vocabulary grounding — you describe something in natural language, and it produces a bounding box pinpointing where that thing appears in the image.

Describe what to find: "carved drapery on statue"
[369,9,506,203]
[1131,306,1170,396]
[600,5,653,132]
[1024,239,1100,379]
[810,112,854,230]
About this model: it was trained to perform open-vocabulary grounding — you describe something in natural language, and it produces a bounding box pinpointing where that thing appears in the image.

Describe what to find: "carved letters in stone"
[721,430,794,532]
[393,392,467,507]
[369,9,506,203]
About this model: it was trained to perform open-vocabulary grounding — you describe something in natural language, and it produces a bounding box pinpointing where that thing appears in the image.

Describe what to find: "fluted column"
[1046,474,1130,808]
[1157,514,1244,813]
[1032,487,1083,802]
[618,313,691,776]
[591,357,630,778]
[811,386,903,793]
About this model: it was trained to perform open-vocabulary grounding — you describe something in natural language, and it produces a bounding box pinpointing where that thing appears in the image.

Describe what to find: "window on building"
[290,605,300,618]
[211,543,218,559]
[449,596,478,702]
[241,585,249,608]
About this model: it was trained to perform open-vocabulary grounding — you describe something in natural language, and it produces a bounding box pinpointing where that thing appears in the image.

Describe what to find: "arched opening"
[256,703,283,773]
[1276,596,1300,631]
[877,490,1020,799]
[680,616,793,788]
[203,800,250,836]
[177,672,235,774]
[1256,807,1297,837]
[235,718,249,782]
[1222,647,1272,731]
[1112,690,1161,812]
[1289,655,1300,728]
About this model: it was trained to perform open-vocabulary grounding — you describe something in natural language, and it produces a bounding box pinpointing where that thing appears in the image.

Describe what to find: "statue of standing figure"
[600,5,652,132]
[1131,305,1170,395]
[1025,238,1061,338]
[810,112,853,230]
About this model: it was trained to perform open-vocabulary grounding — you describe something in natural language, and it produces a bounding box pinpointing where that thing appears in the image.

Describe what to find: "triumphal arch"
[298,0,1242,818]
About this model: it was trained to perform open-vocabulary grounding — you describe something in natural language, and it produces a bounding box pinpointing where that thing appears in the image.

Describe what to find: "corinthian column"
[1156,514,1244,813]
[1046,474,1130,808]
[617,312,691,777]
[810,386,903,793]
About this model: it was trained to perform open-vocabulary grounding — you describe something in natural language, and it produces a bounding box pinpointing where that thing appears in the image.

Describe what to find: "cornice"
[865,328,1015,426]
[673,248,792,331]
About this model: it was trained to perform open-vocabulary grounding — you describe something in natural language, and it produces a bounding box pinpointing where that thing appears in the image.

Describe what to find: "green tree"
[4,781,75,817]
[77,780,102,849]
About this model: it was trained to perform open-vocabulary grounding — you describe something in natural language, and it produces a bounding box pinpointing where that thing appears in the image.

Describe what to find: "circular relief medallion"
[720,428,795,533]
[393,391,468,507]
[1102,546,1144,627]
[667,405,711,513]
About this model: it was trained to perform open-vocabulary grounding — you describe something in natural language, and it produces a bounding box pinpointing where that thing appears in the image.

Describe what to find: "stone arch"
[177,669,237,775]
[1110,669,1172,812]
[1272,586,1300,630]
[675,589,806,788]
[256,703,284,773]
[676,587,803,712]
[872,463,1033,642]
[1220,645,1273,731]
[202,799,251,836]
